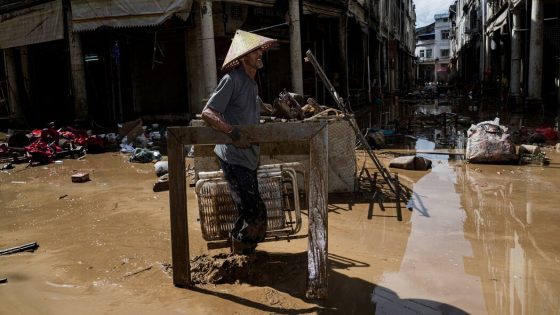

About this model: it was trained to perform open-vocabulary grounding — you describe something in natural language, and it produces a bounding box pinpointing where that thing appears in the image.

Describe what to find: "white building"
[415,13,452,84]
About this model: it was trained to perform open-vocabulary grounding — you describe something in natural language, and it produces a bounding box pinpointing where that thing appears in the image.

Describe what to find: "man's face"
[241,48,264,70]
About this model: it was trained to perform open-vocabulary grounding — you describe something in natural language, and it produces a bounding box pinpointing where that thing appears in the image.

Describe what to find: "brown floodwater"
[1,145,559,314]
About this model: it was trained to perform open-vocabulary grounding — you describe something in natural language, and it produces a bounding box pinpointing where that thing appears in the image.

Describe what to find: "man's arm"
[201,107,251,148]
[201,106,234,134]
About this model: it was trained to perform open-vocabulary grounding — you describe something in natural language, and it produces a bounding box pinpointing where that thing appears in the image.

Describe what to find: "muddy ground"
[1,142,560,314]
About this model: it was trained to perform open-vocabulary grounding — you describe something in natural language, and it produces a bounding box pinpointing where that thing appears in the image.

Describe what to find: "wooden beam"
[306,125,329,299]
[167,121,325,145]
[166,121,330,297]
[167,131,190,287]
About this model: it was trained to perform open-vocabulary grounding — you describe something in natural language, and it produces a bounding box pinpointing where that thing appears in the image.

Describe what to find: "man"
[201,30,276,255]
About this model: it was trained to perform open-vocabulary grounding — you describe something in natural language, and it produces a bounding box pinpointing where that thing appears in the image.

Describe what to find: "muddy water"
[1,147,560,314]
[371,148,560,314]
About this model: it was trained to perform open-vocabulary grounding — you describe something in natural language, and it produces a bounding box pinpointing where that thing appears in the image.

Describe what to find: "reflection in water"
[376,156,486,314]
[375,151,560,314]
[458,164,560,315]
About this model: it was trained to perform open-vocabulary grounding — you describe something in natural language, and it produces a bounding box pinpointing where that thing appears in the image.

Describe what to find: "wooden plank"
[306,125,329,299]
[167,121,325,145]
[167,130,190,287]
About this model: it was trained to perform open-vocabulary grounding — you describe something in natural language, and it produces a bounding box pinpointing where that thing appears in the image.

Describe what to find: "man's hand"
[229,127,251,148]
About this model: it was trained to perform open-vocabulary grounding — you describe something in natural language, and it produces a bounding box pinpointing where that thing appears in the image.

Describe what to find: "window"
[419,50,425,58]
[440,49,450,57]
[426,49,433,58]
[441,30,450,39]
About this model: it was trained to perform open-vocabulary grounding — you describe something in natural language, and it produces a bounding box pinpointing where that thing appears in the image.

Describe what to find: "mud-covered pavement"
[1,145,560,314]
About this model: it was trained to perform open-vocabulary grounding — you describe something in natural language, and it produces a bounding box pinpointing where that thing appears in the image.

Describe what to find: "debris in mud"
[519,150,550,166]
[1,120,167,166]
[71,172,90,183]
[154,161,168,177]
[153,174,169,192]
[389,156,432,171]
[0,242,39,256]
[123,265,153,278]
[0,277,7,284]
[129,148,162,163]
[1,162,14,170]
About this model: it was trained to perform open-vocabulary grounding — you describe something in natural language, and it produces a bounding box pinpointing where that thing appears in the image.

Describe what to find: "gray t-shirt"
[204,68,260,170]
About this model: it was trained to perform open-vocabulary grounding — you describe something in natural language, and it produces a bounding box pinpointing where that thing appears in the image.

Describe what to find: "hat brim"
[221,30,277,71]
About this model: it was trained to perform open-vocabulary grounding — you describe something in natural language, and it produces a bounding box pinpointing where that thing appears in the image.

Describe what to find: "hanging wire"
[248,22,288,33]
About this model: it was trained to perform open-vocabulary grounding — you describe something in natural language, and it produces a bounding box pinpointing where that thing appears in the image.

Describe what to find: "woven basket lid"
[221,30,277,71]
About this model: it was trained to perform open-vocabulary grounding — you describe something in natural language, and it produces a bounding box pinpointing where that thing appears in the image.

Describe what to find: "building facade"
[0,0,416,128]
[415,13,452,84]
[449,0,559,116]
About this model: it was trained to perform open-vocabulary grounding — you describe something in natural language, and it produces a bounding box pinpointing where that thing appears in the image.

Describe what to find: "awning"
[486,8,508,34]
[71,0,194,32]
[0,0,64,49]
[303,2,342,18]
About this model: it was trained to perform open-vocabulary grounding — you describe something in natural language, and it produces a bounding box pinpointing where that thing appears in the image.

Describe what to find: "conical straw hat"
[221,30,277,71]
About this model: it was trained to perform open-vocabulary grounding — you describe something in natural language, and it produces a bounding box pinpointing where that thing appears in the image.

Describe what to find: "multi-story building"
[0,0,416,128]
[415,13,452,84]
[449,0,559,116]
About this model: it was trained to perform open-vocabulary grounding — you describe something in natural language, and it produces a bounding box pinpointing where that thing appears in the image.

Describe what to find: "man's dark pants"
[219,158,267,253]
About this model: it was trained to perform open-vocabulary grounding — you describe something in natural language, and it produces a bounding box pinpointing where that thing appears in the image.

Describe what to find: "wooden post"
[306,125,328,299]
[167,130,190,287]
[4,49,21,119]
[288,0,303,94]
[66,4,88,119]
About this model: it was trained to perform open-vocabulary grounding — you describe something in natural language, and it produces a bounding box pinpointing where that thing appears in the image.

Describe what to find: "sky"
[414,0,454,28]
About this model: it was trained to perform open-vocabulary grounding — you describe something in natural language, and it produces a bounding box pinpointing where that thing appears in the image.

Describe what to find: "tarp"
[71,0,193,32]
[0,0,64,49]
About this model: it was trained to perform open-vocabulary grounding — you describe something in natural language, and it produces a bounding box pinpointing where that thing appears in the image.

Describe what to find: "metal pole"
[305,50,406,204]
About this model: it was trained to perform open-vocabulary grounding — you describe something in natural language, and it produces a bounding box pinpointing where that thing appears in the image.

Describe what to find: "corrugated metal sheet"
[0,0,63,49]
[70,0,193,32]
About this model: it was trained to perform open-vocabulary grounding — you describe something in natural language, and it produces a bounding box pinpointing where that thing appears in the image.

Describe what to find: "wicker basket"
[195,164,302,241]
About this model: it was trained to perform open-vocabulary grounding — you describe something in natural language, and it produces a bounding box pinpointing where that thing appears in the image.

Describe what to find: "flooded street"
[1,145,560,314]
[371,144,560,314]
